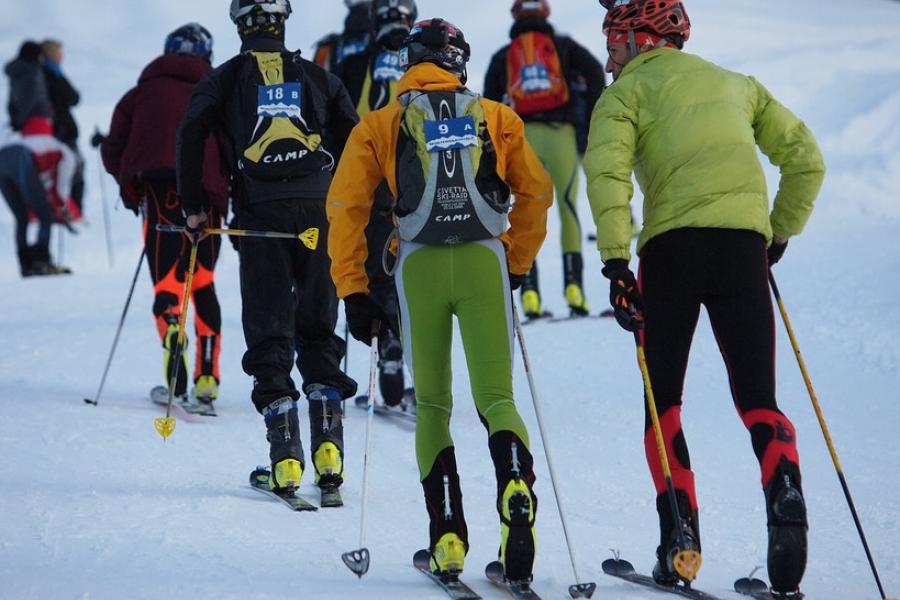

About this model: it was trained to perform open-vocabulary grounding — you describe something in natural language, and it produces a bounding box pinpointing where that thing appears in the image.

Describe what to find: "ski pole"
[631,319,702,583]
[83,248,145,406]
[769,271,891,599]
[94,143,115,268]
[342,322,380,578]
[513,305,597,598]
[342,319,350,374]
[154,240,199,440]
[155,223,319,250]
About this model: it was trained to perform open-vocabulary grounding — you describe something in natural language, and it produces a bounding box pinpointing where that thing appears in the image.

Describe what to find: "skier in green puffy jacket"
[586,1,825,597]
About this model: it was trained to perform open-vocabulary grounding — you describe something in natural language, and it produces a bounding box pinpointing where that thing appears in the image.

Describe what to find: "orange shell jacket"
[327,63,553,299]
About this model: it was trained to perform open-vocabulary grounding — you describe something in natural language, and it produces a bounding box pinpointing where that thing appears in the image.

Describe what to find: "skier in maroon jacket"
[100,23,229,409]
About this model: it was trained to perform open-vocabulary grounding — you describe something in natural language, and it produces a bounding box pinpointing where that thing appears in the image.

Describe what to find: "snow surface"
[1,1,899,599]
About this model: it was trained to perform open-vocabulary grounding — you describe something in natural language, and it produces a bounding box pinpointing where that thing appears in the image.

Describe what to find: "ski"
[413,549,482,600]
[523,310,614,325]
[485,561,542,599]
[520,310,554,325]
[354,392,416,423]
[320,486,343,508]
[734,577,804,599]
[150,385,217,417]
[602,558,725,600]
[149,386,205,422]
[248,467,318,512]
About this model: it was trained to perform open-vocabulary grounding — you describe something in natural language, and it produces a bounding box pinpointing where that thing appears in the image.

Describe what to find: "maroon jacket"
[101,53,229,214]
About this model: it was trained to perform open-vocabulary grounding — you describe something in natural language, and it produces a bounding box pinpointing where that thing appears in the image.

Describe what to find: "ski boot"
[766,459,808,597]
[307,385,345,490]
[491,432,538,583]
[422,447,469,575]
[162,314,188,399]
[24,244,71,276]
[191,334,220,412]
[263,396,304,493]
[430,532,466,575]
[652,490,701,585]
[520,265,545,319]
[378,330,405,407]
[563,253,589,317]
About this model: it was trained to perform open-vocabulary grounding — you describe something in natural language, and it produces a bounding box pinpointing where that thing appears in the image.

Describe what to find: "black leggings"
[638,228,800,514]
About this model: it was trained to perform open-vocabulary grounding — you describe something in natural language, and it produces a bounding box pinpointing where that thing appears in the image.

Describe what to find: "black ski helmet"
[230,0,292,38]
[400,18,470,82]
[164,23,214,63]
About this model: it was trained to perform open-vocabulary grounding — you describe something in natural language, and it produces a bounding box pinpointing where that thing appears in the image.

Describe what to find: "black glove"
[768,238,788,266]
[509,272,526,291]
[601,259,645,332]
[344,293,393,346]
[90,129,106,148]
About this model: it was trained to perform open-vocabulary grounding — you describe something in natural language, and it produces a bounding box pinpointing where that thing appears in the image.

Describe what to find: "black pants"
[639,228,800,527]
[239,198,357,411]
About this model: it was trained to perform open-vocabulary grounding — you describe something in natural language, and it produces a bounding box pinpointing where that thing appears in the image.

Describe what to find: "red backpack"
[506,31,570,116]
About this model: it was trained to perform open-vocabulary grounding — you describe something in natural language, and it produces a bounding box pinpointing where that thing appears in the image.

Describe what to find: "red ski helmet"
[512,0,551,19]
[601,0,691,45]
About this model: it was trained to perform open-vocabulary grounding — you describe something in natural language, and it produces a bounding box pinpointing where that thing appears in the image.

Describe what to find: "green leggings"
[524,121,582,255]
[396,239,531,478]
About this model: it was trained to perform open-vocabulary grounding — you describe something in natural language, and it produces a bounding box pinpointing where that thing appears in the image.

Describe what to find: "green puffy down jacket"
[585,48,825,262]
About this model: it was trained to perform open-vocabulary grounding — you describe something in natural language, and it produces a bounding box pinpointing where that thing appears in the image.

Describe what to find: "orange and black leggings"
[637,228,800,536]
[142,178,222,382]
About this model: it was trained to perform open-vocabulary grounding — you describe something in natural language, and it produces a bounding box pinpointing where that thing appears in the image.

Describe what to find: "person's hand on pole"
[344,294,394,346]
[768,237,788,266]
[184,210,208,243]
[601,258,645,332]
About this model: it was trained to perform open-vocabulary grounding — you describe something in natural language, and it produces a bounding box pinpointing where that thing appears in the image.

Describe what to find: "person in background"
[5,41,52,133]
[41,39,85,215]
[312,0,374,73]
[101,23,228,411]
[484,0,606,319]
[587,1,825,596]
[331,0,418,408]
[0,140,67,276]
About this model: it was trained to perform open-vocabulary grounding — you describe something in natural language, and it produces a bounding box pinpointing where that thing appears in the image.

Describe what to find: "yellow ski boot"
[565,283,590,317]
[162,314,188,397]
[313,441,344,488]
[193,375,219,400]
[521,290,543,319]
[270,458,303,493]
[430,532,466,575]
[499,478,537,582]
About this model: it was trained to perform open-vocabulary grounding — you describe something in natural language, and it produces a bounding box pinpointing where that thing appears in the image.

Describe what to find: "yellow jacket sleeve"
[326,115,392,298]
[490,103,553,275]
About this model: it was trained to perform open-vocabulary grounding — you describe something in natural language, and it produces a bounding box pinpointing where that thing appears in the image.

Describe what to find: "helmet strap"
[626,29,639,60]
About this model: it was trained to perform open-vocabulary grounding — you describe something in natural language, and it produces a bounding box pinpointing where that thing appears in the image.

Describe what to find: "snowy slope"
[1,1,899,599]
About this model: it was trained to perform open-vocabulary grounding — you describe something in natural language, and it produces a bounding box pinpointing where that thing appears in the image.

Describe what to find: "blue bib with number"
[372,51,404,82]
[520,64,553,93]
[257,83,302,119]
[423,116,478,153]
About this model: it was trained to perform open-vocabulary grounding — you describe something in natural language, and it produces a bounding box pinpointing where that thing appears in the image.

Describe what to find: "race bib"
[373,51,404,82]
[424,116,478,153]
[339,37,369,62]
[520,64,552,93]
[258,83,302,119]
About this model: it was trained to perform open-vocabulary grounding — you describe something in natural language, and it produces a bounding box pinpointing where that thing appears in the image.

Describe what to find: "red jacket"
[101,54,229,214]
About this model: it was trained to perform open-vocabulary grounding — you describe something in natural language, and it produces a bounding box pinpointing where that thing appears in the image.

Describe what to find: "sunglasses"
[598,0,631,8]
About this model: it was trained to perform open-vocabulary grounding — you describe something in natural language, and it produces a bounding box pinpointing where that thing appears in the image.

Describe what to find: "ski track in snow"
[1,1,900,599]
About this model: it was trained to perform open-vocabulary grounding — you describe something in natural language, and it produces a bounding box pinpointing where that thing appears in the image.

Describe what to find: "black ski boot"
[307,385,345,490]
[422,447,469,575]
[766,458,808,597]
[262,396,304,493]
[378,329,405,407]
[652,490,701,586]
[490,431,538,583]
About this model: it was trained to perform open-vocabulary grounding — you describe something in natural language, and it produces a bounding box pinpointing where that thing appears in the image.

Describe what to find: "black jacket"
[5,58,52,131]
[483,19,606,127]
[43,64,80,147]
[177,36,358,214]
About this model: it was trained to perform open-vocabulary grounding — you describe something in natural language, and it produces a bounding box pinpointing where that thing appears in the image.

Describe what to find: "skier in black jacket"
[176,0,358,502]
[312,0,374,73]
[329,0,418,409]
[484,0,606,320]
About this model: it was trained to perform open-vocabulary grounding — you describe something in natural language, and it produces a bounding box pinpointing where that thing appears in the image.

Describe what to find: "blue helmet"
[164,23,214,62]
